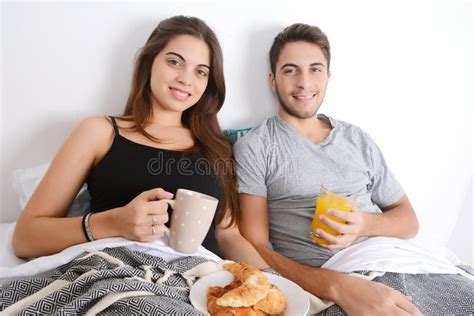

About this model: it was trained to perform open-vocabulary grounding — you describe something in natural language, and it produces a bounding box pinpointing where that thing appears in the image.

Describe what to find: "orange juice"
[310,189,353,245]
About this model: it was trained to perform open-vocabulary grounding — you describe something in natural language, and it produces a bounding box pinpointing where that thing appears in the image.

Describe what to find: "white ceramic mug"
[162,189,219,253]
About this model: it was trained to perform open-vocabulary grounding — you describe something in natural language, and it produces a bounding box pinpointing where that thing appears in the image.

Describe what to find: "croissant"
[207,263,287,316]
[254,284,287,314]
[208,280,266,316]
[216,263,271,307]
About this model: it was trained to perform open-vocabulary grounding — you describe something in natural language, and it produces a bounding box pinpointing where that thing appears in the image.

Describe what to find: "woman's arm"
[13,117,108,257]
[12,117,170,258]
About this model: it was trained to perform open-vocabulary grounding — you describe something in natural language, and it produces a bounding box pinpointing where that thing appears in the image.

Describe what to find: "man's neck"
[278,109,332,144]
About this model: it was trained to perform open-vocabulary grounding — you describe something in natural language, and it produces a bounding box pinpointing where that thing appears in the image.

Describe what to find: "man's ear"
[269,72,276,92]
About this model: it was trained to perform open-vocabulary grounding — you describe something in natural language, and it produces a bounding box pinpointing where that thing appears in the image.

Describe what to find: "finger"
[327,208,352,221]
[143,224,165,240]
[396,295,422,315]
[316,242,341,249]
[141,188,174,201]
[146,200,170,214]
[315,236,350,249]
[392,308,411,316]
[157,213,169,225]
[319,215,349,234]
[314,228,340,244]
[145,213,169,226]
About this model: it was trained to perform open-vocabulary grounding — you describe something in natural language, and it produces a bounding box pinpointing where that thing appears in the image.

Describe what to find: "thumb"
[141,188,174,201]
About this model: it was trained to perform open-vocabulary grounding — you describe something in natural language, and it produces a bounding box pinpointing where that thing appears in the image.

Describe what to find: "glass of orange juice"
[310,186,354,245]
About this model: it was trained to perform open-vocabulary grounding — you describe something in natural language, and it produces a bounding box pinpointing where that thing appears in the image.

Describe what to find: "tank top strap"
[108,116,120,137]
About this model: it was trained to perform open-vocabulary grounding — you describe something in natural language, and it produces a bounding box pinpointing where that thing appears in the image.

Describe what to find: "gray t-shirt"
[234,114,404,267]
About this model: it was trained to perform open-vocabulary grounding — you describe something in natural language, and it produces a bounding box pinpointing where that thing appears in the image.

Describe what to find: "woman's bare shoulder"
[68,116,116,151]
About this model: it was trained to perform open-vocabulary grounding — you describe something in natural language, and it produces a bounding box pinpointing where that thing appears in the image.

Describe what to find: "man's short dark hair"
[269,23,331,74]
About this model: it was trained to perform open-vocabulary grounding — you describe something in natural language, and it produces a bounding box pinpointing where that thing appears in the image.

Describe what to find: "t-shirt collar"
[275,113,338,147]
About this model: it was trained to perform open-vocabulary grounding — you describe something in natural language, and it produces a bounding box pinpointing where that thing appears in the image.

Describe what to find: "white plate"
[189,270,310,316]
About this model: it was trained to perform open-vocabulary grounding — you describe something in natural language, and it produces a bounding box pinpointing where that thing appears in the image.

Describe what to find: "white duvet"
[1,222,472,282]
[0,222,219,282]
[322,237,473,280]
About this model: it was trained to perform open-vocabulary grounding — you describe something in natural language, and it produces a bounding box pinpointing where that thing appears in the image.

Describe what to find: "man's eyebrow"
[280,63,298,70]
[310,62,326,68]
[165,52,210,69]
[280,62,326,70]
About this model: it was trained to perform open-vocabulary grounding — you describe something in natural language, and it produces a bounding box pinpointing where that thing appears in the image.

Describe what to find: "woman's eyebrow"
[166,52,210,69]
[166,51,185,61]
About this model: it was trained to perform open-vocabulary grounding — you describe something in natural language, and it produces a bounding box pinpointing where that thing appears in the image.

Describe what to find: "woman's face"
[149,34,211,115]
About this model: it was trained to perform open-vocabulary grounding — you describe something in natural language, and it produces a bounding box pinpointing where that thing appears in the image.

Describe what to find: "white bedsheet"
[0,222,220,281]
[322,237,473,280]
[2,223,472,282]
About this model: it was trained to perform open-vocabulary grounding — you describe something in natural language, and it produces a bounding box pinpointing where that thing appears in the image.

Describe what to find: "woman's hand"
[113,188,173,241]
[313,204,367,249]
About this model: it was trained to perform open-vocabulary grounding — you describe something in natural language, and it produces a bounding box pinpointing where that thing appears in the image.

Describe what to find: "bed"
[2,224,474,314]
[1,162,474,315]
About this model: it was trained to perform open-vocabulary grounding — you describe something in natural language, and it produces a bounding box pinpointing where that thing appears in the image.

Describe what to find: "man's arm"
[315,195,419,249]
[364,194,418,237]
[239,193,421,316]
[215,209,269,269]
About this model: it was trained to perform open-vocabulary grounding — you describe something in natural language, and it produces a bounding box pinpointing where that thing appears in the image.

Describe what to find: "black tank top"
[86,116,223,255]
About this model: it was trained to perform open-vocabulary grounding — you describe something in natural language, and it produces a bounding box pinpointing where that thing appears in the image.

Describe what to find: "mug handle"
[160,199,176,238]
[160,199,176,209]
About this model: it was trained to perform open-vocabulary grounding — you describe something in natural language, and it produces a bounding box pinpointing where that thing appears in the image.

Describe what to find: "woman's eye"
[168,59,180,66]
[196,69,208,77]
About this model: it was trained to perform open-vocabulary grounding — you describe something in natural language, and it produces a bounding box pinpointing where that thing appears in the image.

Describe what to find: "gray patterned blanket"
[318,267,474,316]
[1,246,473,315]
[0,247,209,315]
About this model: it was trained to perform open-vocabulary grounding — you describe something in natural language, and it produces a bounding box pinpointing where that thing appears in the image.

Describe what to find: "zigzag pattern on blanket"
[318,271,474,316]
[0,247,211,315]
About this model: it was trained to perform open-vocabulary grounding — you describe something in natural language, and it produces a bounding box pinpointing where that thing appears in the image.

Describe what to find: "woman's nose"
[176,70,192,87]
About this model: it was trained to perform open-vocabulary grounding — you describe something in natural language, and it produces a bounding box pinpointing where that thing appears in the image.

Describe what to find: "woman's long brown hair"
[121,16,239,227]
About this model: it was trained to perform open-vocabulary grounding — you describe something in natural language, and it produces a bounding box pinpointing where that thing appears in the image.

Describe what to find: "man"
[234,23,472,315]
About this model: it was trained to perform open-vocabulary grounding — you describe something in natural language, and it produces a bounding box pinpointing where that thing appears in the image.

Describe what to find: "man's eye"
[312,68,322,73]
[283,69,295,74]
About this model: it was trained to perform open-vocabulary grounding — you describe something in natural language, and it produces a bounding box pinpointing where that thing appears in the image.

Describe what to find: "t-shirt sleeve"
[233,135,268,198]
[366,132,405,209]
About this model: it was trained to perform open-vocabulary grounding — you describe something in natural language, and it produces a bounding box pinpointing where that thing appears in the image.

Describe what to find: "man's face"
[270,41,330,119]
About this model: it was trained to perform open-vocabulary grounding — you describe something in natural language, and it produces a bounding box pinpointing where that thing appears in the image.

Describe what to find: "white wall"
[1,1,472,263]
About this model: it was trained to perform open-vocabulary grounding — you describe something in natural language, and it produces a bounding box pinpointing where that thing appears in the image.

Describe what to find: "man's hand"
[333,274,422,316]
[313,195,419,247]
[312,204,367,249]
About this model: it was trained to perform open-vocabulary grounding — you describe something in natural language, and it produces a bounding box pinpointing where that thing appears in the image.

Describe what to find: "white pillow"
[11,163,91,217]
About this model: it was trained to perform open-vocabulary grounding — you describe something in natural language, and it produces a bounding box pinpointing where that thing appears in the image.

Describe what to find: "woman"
[12,16,267,268]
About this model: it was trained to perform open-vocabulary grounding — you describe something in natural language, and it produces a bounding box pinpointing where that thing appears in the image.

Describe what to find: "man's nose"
[296,72,311,89]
